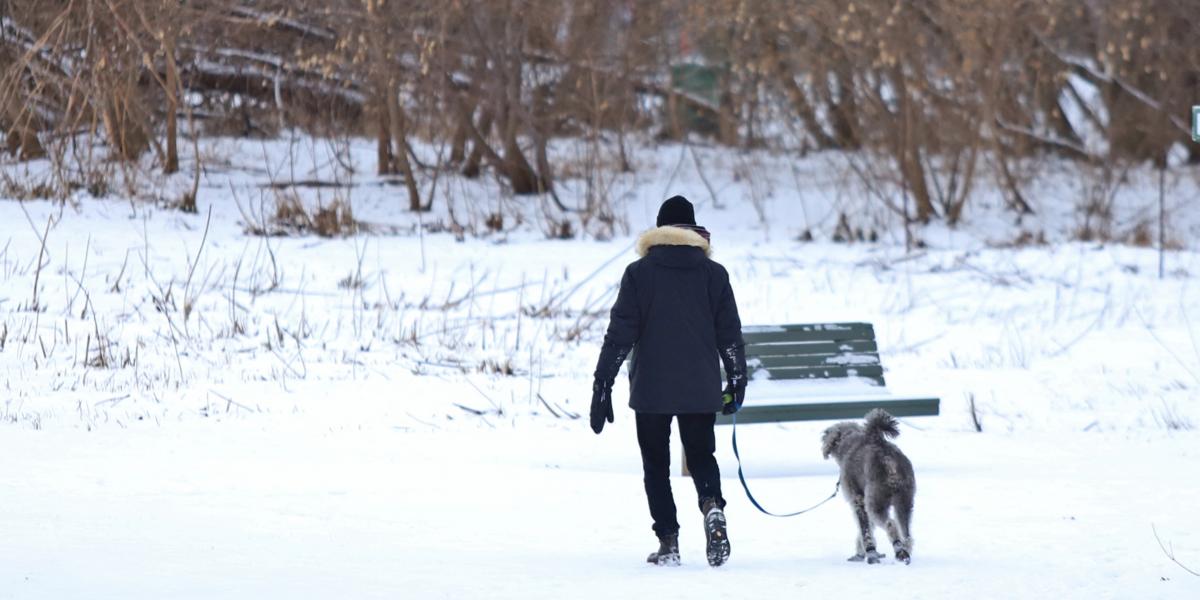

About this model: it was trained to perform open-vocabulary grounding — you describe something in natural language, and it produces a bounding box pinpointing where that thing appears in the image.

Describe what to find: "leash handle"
[731,412,841,518]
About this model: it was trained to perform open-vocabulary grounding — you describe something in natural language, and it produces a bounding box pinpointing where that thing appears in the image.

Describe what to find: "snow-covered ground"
[1,136,1199,598]
[2,422,1198,598]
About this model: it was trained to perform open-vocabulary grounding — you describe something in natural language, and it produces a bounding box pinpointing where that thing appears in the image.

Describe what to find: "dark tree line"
[2,0,1197,226]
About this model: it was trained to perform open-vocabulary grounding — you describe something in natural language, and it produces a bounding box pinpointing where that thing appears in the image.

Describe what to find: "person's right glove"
[590,378,615,434]
[589,340,631,435]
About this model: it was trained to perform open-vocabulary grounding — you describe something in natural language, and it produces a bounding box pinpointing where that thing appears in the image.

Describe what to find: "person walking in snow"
[590,195,747,567]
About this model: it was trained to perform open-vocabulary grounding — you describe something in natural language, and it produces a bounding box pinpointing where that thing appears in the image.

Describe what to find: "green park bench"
[718,322,941,424]
[684,322,939,475]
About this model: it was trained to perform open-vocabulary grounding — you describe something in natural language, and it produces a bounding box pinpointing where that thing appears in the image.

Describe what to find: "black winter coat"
[596,226,744,414]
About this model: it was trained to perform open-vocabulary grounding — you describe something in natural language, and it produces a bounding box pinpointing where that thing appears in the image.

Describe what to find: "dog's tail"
[864,409,900,441]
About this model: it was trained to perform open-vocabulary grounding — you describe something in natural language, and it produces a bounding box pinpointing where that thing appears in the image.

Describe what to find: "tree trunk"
[894,69,935,223]
[900,146,936,223]
[530,87,554,195]
[944,142,981,226]
[104,91,149,161]
[462,107,492,178]
[163,35,180,175]
[5,129,45,160]
[2,97,46,159]
[664,86,683,140]
[448,107,469,165]
[777,68,835,149]
[375,93,394,175]
[497,53,543,195]
[502,128,540,195]
[385,77,422,211]
[717,69,739,147]
[364,0,402,184]
[828,68,860,150]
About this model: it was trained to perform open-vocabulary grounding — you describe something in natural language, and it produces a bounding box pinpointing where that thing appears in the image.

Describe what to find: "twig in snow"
[451,399,497,429]
[109,248,130,293]
[208,390,255,414]
[1134,306,1200,386]
[404,412,441,430]
[94,394,130,407]
[136,244,187,381]
[967,393,982,432]
[536,393,561,418]
[453,402,488,416]
[1153,524,1200,577]
[538,393,580,420]
[27,212,52,316]
[462,376,503,415]
[888,330,947,354]
[854,251,928,270]
[66,235,91,315]
[1047,285,1111,358]
[68,271,115,368]
[182,205,214,327]
[1180,300,1200,375]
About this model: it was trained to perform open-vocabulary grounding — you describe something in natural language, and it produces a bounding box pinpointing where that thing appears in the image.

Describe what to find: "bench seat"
[717,322,940,424]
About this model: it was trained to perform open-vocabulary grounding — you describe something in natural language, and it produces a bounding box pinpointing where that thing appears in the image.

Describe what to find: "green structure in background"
[668,63,721,136]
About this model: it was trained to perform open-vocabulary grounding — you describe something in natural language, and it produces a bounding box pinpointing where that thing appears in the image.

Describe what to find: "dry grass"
[311,200,358,237]
[243,191,361,238]
[1,174,60,201]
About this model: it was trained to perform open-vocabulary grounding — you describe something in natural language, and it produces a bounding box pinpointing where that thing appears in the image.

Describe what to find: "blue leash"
[731,413,842,517]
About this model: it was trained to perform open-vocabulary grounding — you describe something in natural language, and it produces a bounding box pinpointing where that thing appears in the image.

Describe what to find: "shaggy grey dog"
[821,409,915,564]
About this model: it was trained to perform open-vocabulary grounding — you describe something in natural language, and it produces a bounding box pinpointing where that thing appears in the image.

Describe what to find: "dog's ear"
[821,427,838,460]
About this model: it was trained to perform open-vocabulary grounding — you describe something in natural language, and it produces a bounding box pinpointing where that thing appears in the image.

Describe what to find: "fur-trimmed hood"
[635,226,712,258]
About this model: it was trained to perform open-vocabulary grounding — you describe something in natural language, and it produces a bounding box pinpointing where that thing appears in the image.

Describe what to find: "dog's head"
[821,422,862,460]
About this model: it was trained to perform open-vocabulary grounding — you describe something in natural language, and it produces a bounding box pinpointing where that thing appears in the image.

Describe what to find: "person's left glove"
[590,378,615,434]
[721,382,745,415]
[719,341,747,416]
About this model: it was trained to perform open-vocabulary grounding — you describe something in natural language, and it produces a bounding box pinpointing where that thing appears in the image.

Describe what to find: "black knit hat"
[656,195,696,227]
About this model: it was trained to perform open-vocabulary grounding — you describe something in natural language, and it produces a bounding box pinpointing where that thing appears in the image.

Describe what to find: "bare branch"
[1153,524,1200,577]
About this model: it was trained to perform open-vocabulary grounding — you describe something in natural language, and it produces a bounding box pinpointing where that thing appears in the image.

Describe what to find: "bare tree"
[0,0,1196,236]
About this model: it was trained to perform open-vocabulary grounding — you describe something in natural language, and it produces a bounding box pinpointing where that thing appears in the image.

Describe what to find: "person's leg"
[678,412,730,566]
[635,412,679,537]
[677,412,724,511]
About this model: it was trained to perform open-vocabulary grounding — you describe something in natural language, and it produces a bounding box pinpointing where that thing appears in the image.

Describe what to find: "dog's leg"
[885,519,909,564]
[864,494,891,565]
[869,492,906,565]
[848,535,865,562]
[893,492,914,564]
[847,494,882,563]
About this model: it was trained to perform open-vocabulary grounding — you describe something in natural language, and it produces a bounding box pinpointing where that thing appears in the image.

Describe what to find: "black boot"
[702,499,730,567]
[646,534,680,566]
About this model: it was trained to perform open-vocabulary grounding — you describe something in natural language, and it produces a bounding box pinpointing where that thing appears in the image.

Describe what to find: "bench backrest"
[741,322,884,386]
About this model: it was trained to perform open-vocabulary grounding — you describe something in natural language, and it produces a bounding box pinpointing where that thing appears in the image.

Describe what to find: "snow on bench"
[717,322,940,425]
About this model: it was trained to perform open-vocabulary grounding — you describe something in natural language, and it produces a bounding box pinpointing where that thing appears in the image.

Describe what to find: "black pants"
[635,412,726,537]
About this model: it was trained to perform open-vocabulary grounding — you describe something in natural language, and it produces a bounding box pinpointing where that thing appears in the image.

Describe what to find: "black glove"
[721,382,746,415]
[590,341,632,434]
[590,378,615,434]
[719,341,747,415]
